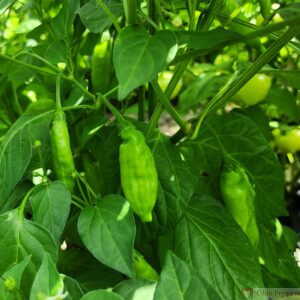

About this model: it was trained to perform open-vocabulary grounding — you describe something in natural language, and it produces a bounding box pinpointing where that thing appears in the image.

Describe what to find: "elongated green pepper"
[220,160,260,246]
[91,40,113,94]
[51,110,76,192]
[133,250,159,281]
[119,125,158,223]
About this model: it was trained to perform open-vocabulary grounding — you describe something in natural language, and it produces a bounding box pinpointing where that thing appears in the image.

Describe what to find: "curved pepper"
[119,125,158,222]
[51,110,76,192]
[220,159,260,246]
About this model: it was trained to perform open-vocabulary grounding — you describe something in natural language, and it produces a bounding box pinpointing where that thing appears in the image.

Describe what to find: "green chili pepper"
[220,159,260,246]
[91,40,113,94]
[133,250,159,281]
[119,124,158,223]
[51,110,76,192]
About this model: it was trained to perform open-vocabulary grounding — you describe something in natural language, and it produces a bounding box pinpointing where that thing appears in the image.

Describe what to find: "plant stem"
[191,25,300,139]
[0,53,57,76]
[18,187,35,219]
[97,92,127,126]
[150,80,191,134]
[96,0,122,32]
[0,54,97,102]
[124,0,137,25]
[146,0,219,139]
[138,86,145,121]
[56,71,63,110]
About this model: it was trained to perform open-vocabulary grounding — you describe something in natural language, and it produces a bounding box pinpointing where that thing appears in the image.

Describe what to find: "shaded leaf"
[78,195,136,277]
[113,25,177,99]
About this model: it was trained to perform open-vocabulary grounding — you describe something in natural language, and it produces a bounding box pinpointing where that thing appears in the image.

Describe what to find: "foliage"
[0,0,299,299]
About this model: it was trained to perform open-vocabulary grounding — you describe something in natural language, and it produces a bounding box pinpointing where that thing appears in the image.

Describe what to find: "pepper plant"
[0,0,300,299]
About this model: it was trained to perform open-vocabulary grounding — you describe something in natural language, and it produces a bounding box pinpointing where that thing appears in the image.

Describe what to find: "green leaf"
[64,276,85,300]
[268,70,300,89]
[78,0,124,33]
[113,25,178,100]
[58,248,124,291]
[0,0,13,11]
[0,207,57,281]
[30,181,71,244]
[81,290,123,300]
[78,195,136,277]
[141,131,197,238]
[86,126,122,196]
[30,253,65,300]
[0,256,31,300]
[258,219,300,287]
[159,196,264,299]
[154,252,223,300]
[51,0,80,41]
[183,112,287,221]
[113,279,156,300]
[176,27,240,50]
[262,87,298,121]
[0,112,53,210]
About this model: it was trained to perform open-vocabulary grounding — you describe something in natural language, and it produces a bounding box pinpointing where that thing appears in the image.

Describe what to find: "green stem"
[71,199,84,210]
[174,17,300,64]
[18,187,35,219]
[56,71,63,110]
[69,76,96,101]
[72,194,87,206]
[138,86,145,121]
[191,25,300,140]
[197,0,222,31]
[17,51,59,71]
[0,54,96,102]
[75,176,90,205]
[0,53,57,76]
[137,9,159,31]
[96,0,122,32]
[11,82,23,115]
[97,92,127,126]
[145,0,218,138]
[150,80,190,134]
[124,0,137,25]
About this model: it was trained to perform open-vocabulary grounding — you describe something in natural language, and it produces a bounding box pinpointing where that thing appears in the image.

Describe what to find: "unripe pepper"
[119,124,158,222]
[133,250,159,281]
[51,110,76,192]
[91,40,113,94]
[220,159,260,246]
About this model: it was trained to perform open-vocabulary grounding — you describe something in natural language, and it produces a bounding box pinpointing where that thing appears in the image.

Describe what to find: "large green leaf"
[154,252,223,300]
[139,131,197,239]
[78,195,136,277]
[30,181,71,244]
[78,0,124,33]
[113,25,178,100]
[183,112,287,221]
[86,126,122,196]
[51,0,80,41]
[159,196,264,300]
[0,207,57,280]
[30,253,65,300]
[58,248,124,291]
[258,219,300,287]
[0,112,53,210]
